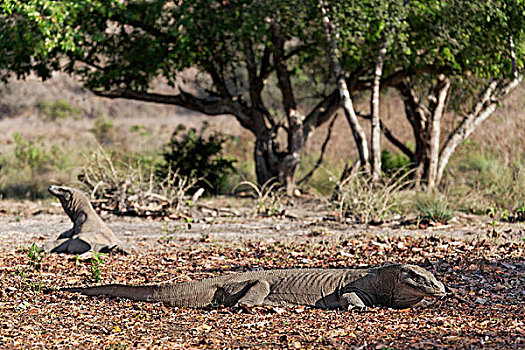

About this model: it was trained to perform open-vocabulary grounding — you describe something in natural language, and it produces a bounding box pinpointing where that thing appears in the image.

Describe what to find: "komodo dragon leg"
[339,292,367,311]
[219,280,271,307]
[44,238,91,254]
[236,280,270,307]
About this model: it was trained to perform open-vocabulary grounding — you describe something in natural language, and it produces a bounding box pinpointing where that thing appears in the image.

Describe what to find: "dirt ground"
[0,198,524,349]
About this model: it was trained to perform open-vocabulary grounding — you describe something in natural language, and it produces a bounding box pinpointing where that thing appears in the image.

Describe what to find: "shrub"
[156,123,236,195]
[381,150,411,177]
[37,99,81,120]
[89,117,115,145]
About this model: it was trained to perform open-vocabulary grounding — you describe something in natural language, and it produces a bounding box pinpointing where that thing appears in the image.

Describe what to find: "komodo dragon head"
[48,185,95,224]
[387,264,446,309]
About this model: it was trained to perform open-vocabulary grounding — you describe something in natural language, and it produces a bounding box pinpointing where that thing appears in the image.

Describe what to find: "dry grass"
[1,74,524,214]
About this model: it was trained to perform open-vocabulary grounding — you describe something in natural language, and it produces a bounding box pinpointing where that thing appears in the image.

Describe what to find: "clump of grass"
[414,192,455,223]
[334,170,412,223]
[234,180,285,217]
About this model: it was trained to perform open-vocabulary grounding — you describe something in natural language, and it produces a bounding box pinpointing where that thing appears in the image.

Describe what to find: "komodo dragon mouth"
[398,265,446,297]
[48,185,70,197]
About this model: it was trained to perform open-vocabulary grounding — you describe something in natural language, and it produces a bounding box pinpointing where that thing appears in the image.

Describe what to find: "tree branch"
[93,88,254,131]
[109,14,175,42]
[356,66,449,91]
[259,46,271,79]
[436,75,522,184]
[303,90,340,142]
[297,113,338,185]
[270,21,297,118]
[356,111,414,159]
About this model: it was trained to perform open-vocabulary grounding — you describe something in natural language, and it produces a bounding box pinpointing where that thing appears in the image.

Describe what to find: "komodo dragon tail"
[60,285,160,303]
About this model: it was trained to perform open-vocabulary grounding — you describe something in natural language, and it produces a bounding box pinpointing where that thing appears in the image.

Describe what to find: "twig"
[298,113,338,185]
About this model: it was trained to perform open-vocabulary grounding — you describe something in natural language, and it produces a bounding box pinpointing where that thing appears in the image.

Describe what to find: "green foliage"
[381,150,411,177]
[89,117,114,145]
[415,192,455,223]
[13,132,51,169]
[129,124,150,136]
[90,252,105,282]
[27,243,45,270]
[156,124,236,195]
[0,133,69,199]
[37,99,81,120]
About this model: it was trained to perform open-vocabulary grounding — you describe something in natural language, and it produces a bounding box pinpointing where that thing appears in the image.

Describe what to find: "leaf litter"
[0,207,524,349]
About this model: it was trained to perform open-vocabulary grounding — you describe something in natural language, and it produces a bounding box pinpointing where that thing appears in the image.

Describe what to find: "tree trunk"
[436,76,521,185]
[426,75,450,190]
[270,21,304,195]
[370,41,387,181]
[398,81,429,186]
[320,1,370,172]
[253,127,301,190]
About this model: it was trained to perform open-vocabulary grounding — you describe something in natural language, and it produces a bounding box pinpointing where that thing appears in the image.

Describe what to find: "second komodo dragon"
[43,185,126,254]
[62,264,446,310]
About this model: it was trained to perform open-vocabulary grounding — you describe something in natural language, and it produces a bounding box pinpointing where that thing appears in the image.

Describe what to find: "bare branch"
[356,111,414,159]
[303,90,339,141]
[297,113,338,185]
[93,88,254,131]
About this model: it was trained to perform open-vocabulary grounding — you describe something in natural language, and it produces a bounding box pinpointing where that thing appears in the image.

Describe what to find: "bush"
[89,117,115,145]
[37,99,81,120]
[0,133,69,198]
[381,150,411,177]
[156,123,236,195]
[334,171,412,223]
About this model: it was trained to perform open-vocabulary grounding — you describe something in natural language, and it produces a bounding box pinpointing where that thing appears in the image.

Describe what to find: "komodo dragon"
[61,264,446,310]
[43,185,127,254]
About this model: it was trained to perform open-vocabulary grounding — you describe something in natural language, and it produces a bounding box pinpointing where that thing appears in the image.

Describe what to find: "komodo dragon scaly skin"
[61,264,446,310]
[43,185,127,254]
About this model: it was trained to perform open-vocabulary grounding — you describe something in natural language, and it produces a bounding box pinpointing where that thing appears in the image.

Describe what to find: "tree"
[393,0,524,189]
[333,0,524,189]
[319,0,410,181]
[0,0,338,193]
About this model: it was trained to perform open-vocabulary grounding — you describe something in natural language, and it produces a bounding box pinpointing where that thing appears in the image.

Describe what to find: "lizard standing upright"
[43,185,126,254]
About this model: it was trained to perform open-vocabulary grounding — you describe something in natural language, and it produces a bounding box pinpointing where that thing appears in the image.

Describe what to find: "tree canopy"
[1,0,524,189]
